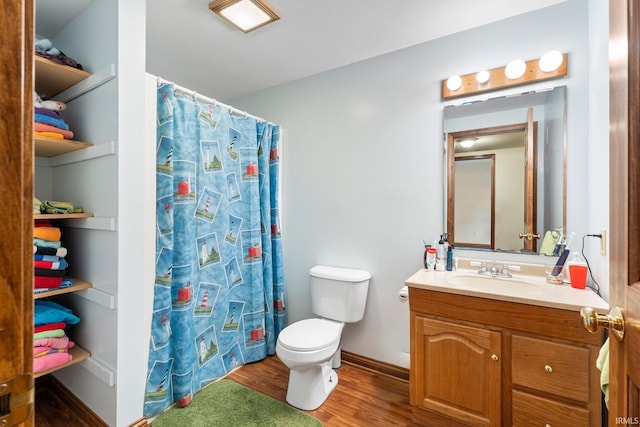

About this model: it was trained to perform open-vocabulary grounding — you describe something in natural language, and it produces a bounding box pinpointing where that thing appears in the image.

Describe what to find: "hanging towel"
[596,337,610,409]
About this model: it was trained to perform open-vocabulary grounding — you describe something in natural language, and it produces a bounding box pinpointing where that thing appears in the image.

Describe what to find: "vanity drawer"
[512,390,590,427]
[511,335,589,402]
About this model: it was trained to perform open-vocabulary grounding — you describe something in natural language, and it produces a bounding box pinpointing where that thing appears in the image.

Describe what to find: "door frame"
[0,0,35,426]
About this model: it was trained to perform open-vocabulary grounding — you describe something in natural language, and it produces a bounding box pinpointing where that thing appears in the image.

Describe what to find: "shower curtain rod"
[156,76,273,125]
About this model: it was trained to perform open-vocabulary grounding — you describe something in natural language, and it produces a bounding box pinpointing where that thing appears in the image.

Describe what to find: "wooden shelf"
[34,345,91,379]
[35,213,93,220]
[35,135,93,157]
[34,277,92,300]
[35,56,90,98]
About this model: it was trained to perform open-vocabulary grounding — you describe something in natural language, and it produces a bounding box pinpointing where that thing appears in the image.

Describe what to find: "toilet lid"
[278,318,342,352]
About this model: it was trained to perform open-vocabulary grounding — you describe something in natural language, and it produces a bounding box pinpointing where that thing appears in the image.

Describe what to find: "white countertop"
[405,262,609,313]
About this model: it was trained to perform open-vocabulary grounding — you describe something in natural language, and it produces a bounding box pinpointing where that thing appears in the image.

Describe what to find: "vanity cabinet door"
[412,316,501,427]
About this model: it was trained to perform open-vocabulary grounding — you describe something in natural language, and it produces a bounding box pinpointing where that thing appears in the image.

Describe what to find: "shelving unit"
[34,56,94,379]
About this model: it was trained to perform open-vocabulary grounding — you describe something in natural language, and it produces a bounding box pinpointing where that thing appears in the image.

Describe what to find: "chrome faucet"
[478,261,513,278]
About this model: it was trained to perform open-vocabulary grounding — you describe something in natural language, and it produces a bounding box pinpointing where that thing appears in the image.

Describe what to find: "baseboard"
[36,375,108,426]
[128,417,150,427]
[341,350,410,382]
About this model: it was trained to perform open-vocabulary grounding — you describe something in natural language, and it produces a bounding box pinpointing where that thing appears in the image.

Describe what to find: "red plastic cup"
[569,265,588,289]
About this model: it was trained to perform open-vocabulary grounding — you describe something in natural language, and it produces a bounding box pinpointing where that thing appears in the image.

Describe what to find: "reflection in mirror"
[443,86,566,255]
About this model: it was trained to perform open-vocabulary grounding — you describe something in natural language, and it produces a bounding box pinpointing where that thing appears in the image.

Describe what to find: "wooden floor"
[34,355,420,426]
[225,354,418,426]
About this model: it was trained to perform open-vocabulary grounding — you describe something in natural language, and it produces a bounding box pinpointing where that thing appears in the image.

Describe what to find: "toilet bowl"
[276,265,371,410]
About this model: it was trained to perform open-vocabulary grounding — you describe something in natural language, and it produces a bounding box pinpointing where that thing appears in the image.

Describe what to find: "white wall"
[230,0,608,368]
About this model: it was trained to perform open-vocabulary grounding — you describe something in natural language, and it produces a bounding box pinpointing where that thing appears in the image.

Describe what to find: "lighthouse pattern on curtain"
[144,83,285,416]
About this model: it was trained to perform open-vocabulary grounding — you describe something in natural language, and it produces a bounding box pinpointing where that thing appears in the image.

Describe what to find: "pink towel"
[33,336,72,349]
[34,352,72,373]
[34,347,69,358]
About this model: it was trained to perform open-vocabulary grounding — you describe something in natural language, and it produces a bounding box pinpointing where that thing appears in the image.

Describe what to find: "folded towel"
[33,352,73,373]
[33,226,61,242]
[33,329,65,340]
[35,300,80,327]
[34,238,61,248]
[34,322,66,333]
[34,348,69,358]
[35,131,63,139]
[34,275,63,289]
[34,107,59,119]
[41,200,83,214]
[33,336,72,349]
[596,337,610,409]
[34,122,74,139]
[33,245,67,257]
[34,254,62,262]
[34,268,66,277]
[33,198,42,214]
[34,113,70,130]
[34,259,68,270]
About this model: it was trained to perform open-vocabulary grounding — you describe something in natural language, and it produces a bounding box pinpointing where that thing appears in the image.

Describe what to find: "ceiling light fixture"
[209,0,280,33]
[459,138,477,148]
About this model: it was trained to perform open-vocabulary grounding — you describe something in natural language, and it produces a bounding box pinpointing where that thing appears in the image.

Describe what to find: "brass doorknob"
[580,306,625,341]
[518,232,541,241]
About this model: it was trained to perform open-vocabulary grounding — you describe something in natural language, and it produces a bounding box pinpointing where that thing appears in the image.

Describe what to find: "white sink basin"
[446,273,547,296]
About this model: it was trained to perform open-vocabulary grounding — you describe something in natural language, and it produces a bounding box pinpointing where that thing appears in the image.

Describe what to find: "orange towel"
[34,123,74,139]
[33,226,61,242]
[35,131,63,139]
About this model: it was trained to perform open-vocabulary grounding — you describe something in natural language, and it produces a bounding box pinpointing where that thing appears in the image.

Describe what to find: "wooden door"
[523,108,537,252]
[0,0,35,426]
[608,0,640,422]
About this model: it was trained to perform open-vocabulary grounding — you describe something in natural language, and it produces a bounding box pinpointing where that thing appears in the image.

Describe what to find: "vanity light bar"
[442,53,568,100]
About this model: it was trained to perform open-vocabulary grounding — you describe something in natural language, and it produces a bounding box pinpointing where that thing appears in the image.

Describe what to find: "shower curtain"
[144,83,285,417]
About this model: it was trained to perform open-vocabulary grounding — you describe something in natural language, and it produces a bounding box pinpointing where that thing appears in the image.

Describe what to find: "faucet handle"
[502,264,509,274]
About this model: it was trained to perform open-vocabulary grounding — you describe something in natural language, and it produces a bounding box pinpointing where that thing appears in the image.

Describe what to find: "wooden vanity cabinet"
[409,286,604,427]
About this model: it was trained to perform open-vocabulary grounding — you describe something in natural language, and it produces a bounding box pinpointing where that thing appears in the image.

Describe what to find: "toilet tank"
[309,265,371,323]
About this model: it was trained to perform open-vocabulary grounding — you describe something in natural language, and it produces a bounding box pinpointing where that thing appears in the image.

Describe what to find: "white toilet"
[276,265,371,410]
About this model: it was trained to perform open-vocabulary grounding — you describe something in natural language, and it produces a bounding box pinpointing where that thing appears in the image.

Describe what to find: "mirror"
[443,86,566,254]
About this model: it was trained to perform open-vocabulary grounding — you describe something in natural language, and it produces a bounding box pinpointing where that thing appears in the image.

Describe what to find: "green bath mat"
[151,379,323,427]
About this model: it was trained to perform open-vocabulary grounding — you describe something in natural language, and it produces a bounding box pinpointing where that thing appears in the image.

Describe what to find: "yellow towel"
[596,337,609,409]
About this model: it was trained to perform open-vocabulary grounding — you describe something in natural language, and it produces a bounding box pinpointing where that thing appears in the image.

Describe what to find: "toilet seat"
[278,318,342,352]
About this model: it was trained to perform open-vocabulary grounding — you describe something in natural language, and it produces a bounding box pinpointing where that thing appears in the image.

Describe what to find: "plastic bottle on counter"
[446,246,454,271]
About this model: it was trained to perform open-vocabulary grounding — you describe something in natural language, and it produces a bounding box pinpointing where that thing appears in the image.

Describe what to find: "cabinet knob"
[544,365,553,373]
[491,354,498,361]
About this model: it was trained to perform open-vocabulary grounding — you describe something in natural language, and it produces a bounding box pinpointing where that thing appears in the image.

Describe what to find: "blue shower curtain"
[144,83,285,417]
